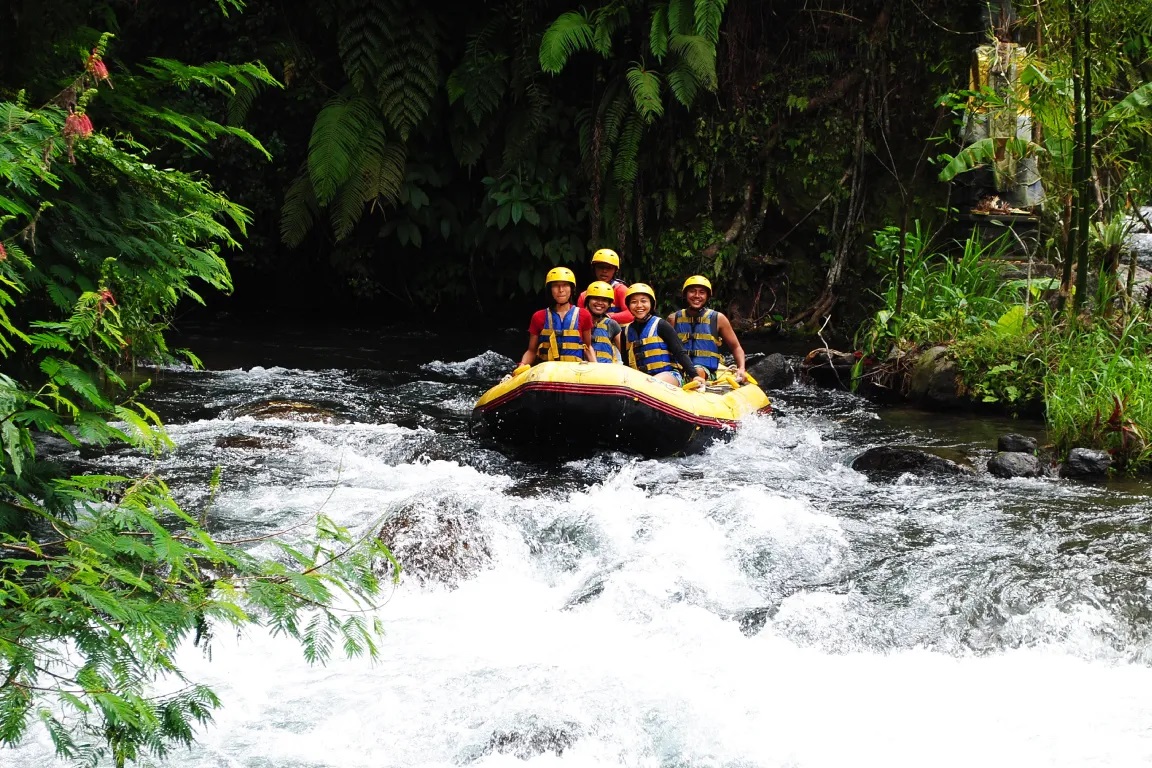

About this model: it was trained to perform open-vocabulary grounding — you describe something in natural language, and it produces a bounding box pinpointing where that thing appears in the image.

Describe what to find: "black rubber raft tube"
[471,364,771,459]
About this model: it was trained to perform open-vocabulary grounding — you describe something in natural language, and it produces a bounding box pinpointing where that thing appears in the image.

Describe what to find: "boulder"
[908,346,962,408]
[1059,447,1113,479]
[1131,232,1152,270]
[801,348,858,389]
[746,352,796,390]
[851,446,974,480]
[214,434,291,450]
[377,505,490,587]
[226,400,345,423]
[987,451,1043,479]
[1128,206,1152,233]
[997,433,1038,454]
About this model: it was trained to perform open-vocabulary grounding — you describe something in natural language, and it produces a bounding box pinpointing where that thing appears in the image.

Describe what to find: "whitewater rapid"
[8,352,1152,767]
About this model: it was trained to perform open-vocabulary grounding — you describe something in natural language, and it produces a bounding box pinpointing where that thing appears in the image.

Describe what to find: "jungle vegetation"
[1,0,1152,762]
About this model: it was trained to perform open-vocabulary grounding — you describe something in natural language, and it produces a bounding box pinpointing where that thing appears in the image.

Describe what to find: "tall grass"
[855,219,1152,470]
[857,223,1017,354]
[1045,315,1152,469]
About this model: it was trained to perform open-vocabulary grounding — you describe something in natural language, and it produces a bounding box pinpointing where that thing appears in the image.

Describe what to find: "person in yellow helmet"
[518,267,595,368]
[584,281,622,363]
[620,283,705,388]
[576,248,633,324]
[667,275,747,382]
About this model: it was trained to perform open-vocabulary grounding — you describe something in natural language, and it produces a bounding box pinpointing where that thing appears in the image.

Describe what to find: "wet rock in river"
[480,719,580,760]
[997,433,1038,454]
[987,451,1042,479]
[1059,447,1113,479]
[214,434,291,450]
[851,446,974,480]
[908,346,962,408]
[746,352,796,390]
[800,348,857,389]
[226,400,346,423]
[377,505,490,587]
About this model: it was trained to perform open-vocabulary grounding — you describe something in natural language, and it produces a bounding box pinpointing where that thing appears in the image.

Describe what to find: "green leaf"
[539,11,598,73]
[626,66,665,122]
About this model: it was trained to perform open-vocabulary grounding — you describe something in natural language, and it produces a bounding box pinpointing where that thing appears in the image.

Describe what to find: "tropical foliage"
[0,32,393,766]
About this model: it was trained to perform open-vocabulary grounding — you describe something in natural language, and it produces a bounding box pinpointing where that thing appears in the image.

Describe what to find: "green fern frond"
[612,111,645,187]
[666,64,700,106]
[591,4,629,56]
[575,106,595,165]
[280,170,318,247]
[307,95,375,205]
[361,126,407,204]
[329,177,370,242]
[376,16,441,139]
[449,110,497,166]
[650,5,669,60]
[599,86,631,171]
[669,33,717,94]
[447,49,508,124]
[335,0,389,92]
[626,66,665,122]
[539,11,597,73]
[667,0,694,35]
[693,0,727,43]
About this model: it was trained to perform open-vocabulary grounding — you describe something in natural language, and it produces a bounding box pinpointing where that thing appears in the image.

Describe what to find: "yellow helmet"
[624,283,656,306]
[591,249,620,268]
[585,281,615,301]
[682,275,713,295]
[545,267,577,287]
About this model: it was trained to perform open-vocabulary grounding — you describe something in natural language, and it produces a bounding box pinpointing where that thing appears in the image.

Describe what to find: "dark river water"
[8,324,1152,767]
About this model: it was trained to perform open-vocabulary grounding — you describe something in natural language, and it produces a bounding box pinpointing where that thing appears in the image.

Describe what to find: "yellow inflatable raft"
[471,361,770,458]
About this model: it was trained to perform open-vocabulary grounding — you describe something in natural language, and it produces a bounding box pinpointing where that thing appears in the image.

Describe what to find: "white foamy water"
[7,360,1152,767]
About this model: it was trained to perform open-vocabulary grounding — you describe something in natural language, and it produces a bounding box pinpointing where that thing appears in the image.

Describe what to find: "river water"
[8,326,1152,767]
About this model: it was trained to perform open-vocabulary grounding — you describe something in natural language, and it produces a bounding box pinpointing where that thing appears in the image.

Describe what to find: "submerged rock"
[227,400,346,423]
[987,451,1042,479]
[851,446,974,480]
[997,433,1038,454]
[1059,447,1113,479]
[377,505,490,587]
[747,352,796,390]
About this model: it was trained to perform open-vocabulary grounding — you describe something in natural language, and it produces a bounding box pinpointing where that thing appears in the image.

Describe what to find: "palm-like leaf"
[650,5,669,60]
[376,15,441,140]
[666,64,701,106]
[1096,81,1152,130]
[280,170,318,247]
[626,66,665,122]
[669,34,717,90]
[937,137,1046,182]
[539,11,597,73]
[307,95,375,205]
[666,0,694,35]
[693,0,727,42]
[612,111,645,186]
[336,0,389,92]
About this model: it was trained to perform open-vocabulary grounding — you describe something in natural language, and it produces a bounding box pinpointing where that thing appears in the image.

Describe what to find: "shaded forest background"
[1,1,1019,328]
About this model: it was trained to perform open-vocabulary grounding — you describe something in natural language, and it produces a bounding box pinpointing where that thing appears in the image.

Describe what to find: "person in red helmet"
[576,248,633,324]
[518,267,595,368]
